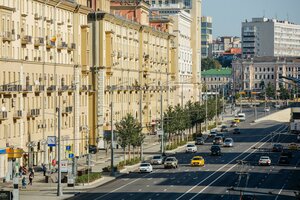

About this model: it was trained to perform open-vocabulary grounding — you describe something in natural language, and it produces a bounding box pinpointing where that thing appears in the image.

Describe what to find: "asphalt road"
[70,107,300,200]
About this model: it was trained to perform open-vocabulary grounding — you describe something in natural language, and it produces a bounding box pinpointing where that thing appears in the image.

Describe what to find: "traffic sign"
[66,145,71,151]
[68,153,74,159]
[47,136,56,147]
[157,130,164,136]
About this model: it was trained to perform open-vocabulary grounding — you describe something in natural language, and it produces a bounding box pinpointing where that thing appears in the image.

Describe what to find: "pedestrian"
[22,176,27,189]
[28,171,34,185]
[42,164,47,176]
[19,166,22,178]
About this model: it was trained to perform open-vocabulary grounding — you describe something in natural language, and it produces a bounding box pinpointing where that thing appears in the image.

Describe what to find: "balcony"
[81,85,88,91]
[23,85,33,93]
[34,13,41,20]
[27,109,40,118]
[0,85,22,93]
[117,51,122,58]
[34,85,45,93]
[62,106,73,115]
[21,35,32,45]
[67,43,76,51]
[57,41,67,50]
[13,110,23,119]
[2,31,14,42]
[34,37,44,47]
[47,85,56,92]
[58,85,69,92]
[0,111,8,120]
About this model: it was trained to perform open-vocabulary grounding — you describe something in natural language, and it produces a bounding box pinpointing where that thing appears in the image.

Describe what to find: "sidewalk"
[0,108,236,200]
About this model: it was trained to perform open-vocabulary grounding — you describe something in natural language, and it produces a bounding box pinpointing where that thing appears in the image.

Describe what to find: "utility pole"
[222,85,225,120]
[205,83,208,132]
[110,87,115,176]
[57,105,62,196]
[160,85,164,154]
[215,88,218,126]
[181,82,184,107]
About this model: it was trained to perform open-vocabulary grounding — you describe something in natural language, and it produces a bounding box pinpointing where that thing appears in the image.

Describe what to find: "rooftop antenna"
[287,13,289,21]
[263,9,265,17]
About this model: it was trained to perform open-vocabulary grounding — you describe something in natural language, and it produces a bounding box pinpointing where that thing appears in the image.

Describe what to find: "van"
[237,113,246,121]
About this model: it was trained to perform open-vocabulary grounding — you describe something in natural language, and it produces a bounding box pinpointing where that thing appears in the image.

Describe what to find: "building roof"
[201,68,232,77]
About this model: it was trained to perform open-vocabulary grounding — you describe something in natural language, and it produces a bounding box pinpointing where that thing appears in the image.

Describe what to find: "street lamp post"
[205,82,208,132]
[57,106,62,196]
[110,86,115,176]
[160,85,164,154]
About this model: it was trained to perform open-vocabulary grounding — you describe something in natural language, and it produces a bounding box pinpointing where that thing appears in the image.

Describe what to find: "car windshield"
[234,128,239,131]
[193,157,202,160]
[166,158,175,161]
[140,163,150,167]
[260,156,269,159]
[216,134,223,137]
[153,156,161,159]
[187,144,195,147]
[211,146,220,150]
[225,139,232,142]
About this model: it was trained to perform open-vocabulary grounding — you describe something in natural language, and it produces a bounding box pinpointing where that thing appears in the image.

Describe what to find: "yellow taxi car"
[191,156,205,166]
[233,118,240,123]
[288,143,299,150]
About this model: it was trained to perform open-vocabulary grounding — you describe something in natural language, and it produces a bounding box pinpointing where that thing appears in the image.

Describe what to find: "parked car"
[233,118,240,123]
[210,129,217,137]
[223,138,234,147]
[220,125,229,132]
[240,193,257,200]
[297,134,300,142]
[233,128,240,134]
[164,157,178,169]
[195,137,205,145]
[288,143,299,150]
[274,104,281,109]
[151,155,163,165]
[264,107,270,112]
[88,145,98,154]
[186,144,197,153]
[210,145,221,156]
[213,136,223,145]
[272,143,283,152]
[190,156,205,166]
[278,156,290,165]
[258,156,271,166]
[139,163,153,173]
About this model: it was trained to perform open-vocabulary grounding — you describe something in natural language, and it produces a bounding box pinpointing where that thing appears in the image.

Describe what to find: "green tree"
[201,57,222,71]
[279,83,290,100]
[115,113,143,161]
[266,82,275,99]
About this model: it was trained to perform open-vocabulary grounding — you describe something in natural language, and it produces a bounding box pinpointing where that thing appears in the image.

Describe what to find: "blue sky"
[202,0,300,38]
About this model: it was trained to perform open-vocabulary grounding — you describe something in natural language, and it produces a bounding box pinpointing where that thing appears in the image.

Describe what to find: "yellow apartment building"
[0,0,91,179]
[87,1,177,147]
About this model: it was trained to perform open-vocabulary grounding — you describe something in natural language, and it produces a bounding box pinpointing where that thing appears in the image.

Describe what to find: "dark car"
[220,125,228,132]
[233,128,240,134]
[216,133,225,141]
[88,145,98,154]
[272,143,283,152]
[210,145,221,156]
[278,156,290,165]
[241,193,257,200]
[281,149,293,158]
[195,137,204,145]
[213,136,223,145]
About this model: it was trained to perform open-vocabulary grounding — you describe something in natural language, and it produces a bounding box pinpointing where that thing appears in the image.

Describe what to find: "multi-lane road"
[70,107,300,200]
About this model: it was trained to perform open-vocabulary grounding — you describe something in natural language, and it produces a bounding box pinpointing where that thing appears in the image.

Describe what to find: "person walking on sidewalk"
[42,163,47,176]
[22,176,27,189]
[28,171,34,185]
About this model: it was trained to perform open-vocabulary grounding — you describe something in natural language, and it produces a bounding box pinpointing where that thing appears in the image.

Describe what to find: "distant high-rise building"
[201,16,212,58]
[242,17,300,57]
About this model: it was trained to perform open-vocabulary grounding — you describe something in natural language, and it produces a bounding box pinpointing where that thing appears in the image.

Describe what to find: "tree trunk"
[128,145,131,161]
[123,147,126,165]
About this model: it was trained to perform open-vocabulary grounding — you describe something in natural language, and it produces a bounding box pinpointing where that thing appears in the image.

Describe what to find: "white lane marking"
[176,124,287,200]
[163,189,167,192]
[138,189,142,192]
[275,183,286,200]
[147,178,152,180]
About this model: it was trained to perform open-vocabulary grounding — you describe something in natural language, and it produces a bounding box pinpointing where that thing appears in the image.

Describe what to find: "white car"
[223,138,234,147]
[186,144,197,153]
[139,163,153,173]
[258,156,271,166]
[210,129,217,137]
[264,107,270,112]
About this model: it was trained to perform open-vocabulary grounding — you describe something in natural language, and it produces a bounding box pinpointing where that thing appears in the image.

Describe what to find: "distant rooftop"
[244,17,297,25]
[201,68,232,77]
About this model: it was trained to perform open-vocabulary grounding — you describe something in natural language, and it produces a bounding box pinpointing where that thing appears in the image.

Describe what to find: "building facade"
[232,57,300,93]
[242,17,300,57]
[201,16,212,58]
[209,36,241,58]
[0,0,91,179]
[88,1,177,144]
[201,68,232,96]
[146,0,201,102]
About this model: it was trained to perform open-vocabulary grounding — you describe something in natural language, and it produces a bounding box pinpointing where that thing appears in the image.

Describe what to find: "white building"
[201,16,212,58]
[150,7,194,105]
[242,17,300,57]
[147,0,202,103]
[232,57,300,92]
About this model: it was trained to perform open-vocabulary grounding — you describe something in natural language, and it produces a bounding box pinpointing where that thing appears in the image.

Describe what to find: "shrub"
[76,172,101,184]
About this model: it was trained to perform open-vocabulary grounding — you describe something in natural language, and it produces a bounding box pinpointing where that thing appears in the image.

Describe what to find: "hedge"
[76,172,101,184]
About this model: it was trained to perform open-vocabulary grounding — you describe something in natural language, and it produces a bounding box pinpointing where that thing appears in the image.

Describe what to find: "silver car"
[223,138,234,147]
[151,155,163,165]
